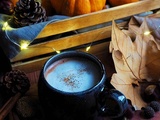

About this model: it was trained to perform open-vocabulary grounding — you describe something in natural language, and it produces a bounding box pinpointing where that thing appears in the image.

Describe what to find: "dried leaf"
[129,17,160,81]
[109,14,160,109]
[111,74,146,110]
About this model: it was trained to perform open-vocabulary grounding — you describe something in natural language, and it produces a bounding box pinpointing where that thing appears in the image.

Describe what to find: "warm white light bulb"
[144,31,151,36]
[2,22,12,31]
[3,22,8,28]
[51,47,60,54]
[20,41,29,50]
[86,46,91,52]
[56,50,61,54]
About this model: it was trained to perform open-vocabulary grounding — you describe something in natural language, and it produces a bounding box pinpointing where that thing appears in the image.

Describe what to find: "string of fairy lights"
[2,21,61,54]
[2,19,160,56]
[2,20,107,54]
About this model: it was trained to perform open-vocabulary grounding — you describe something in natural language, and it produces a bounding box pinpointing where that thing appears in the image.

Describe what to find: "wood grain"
[36,0,160,38]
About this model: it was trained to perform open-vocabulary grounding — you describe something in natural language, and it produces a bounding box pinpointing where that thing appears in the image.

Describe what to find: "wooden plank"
[36,0,160,38]
[12,41,113,74]
[12,56,50,73]
[11,22,127,62]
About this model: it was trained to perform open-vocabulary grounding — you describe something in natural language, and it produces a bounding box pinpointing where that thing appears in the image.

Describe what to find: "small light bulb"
[2,22,12,31]
[56,51,61,54]
[144,31,151,36]
[52,47,60,54]
[20,41,29,50]
[2,22,8,30]
[3,22,8,27]
[86,46,91,52]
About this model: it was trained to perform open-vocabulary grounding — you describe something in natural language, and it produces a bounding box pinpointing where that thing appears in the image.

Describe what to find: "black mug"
[38,51,128,120]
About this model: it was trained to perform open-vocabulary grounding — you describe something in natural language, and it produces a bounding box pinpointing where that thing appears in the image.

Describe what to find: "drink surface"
[44,57,101,93]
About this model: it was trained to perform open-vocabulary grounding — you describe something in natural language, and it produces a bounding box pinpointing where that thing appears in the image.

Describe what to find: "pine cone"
[12,0,47,27]
[0,0,14,15]
[0,69,30,96]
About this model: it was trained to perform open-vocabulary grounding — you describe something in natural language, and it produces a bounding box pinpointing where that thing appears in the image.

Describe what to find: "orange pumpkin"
[41,0,56,16]
[50,0,107,16]
[108,0,139,6]
[11,0,19,7]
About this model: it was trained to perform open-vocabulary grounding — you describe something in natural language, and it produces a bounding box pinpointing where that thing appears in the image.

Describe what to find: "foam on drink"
[44,57,101,93]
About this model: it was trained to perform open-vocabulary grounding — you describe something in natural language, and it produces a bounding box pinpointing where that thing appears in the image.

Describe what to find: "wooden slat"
[12,41,113,74]
[36,0,160,38]
[12,56,50,73]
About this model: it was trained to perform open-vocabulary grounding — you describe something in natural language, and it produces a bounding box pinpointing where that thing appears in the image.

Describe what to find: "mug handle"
[97,87,129,118]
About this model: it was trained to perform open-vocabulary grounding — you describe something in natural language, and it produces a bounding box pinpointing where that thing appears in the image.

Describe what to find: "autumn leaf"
[111,73,146,110]
[109,14,160,109]
[129,16,160,81]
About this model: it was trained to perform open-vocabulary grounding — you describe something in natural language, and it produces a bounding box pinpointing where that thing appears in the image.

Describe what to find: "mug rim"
[42,50,107,95]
